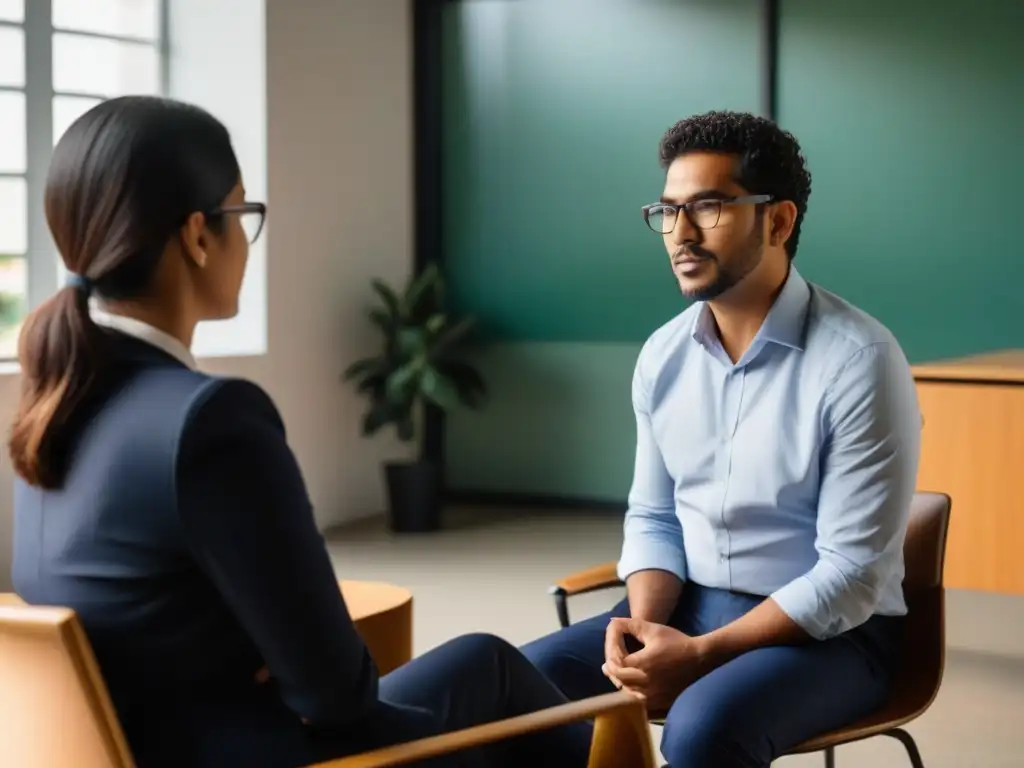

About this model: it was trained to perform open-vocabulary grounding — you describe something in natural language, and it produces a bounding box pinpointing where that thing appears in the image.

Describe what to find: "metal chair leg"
[884,728,925,768]
[824,745,836,768]
[550,586,570,628]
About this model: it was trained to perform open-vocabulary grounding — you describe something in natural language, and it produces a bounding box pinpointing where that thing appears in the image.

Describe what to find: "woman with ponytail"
[9,96,590,768]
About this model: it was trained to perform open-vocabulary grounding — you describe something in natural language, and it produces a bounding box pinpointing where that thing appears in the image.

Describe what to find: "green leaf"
[435,359,487,407]
[425,313,446,335]
[420,365,460,410]
[431,315,476,357]
[386,360,422,401]
[396,327,427,357]
[356,372,388,398]
[404,263,442,322]
[343,356,384,381]
[370,278,401,316]
[368,308,394,335]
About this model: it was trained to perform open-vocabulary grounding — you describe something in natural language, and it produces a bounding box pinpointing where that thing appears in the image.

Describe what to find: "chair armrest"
[551,562,623,598]
[308,691,656,768]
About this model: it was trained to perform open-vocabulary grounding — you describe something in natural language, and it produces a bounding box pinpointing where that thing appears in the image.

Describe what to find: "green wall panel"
[445,0,1024,499]
[446,342,640,500]
[441,0,762,343]
[778,0,1024,363]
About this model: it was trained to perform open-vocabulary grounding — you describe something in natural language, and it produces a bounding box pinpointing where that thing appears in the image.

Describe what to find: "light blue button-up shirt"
[617,267,922,640]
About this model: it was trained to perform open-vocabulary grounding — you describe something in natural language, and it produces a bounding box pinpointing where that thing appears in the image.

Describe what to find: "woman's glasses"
[209,202,267,244]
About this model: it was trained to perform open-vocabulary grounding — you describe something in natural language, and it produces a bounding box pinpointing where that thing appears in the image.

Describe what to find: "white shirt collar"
[89,305,197,370]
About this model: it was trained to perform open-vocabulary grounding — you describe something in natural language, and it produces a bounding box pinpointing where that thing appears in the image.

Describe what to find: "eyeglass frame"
[641,194,774,234]
[208,201,267,244]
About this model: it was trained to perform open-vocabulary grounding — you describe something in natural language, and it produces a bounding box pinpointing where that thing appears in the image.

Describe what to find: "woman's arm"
[176,377,378,728]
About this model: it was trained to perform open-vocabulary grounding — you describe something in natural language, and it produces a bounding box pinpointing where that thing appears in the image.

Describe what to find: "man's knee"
[660,697,765,768]
[519,628,577,680]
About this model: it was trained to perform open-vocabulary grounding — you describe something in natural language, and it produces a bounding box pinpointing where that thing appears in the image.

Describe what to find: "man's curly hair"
[659,110,812,259]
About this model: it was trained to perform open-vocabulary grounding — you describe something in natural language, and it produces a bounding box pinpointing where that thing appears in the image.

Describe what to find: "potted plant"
[344,263,487,532]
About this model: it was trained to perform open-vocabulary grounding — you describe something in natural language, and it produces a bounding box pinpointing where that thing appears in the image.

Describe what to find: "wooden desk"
[912,350,1024,594]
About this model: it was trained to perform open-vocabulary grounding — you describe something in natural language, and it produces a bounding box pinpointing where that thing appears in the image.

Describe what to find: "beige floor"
[326,508,1024,767]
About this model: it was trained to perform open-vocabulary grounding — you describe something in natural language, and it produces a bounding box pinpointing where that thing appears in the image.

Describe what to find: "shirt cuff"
[770,576,836,641]
[616,539,687,583]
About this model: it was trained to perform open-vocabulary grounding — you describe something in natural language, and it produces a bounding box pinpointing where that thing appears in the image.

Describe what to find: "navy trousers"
[520,584,904,768]
[373,633,593,768]
[173,633,592,768]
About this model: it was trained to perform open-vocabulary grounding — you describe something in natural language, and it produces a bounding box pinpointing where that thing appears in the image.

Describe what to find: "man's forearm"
[626,569,684,625]
[695,597,811,669]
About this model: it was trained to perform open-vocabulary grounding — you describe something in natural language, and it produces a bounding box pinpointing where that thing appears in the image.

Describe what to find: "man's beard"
[679,223,765,302]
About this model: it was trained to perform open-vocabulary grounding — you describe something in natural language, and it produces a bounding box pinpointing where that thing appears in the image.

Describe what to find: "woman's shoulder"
[184,376,282,427]
[98,366,284,453]
[176,376,286,453]
[173,377,303,520]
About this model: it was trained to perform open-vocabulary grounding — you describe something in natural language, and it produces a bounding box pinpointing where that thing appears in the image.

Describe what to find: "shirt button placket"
[718,367,746,587]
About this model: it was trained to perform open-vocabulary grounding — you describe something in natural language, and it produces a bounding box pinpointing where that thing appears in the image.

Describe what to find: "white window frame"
[0,1,167,356]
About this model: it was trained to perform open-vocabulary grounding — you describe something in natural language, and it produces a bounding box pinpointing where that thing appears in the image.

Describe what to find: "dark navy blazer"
[11,332,430,767]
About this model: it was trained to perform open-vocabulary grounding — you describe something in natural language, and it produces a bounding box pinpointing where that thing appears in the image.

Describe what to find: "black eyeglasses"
[209,201,267,244]
[641,194,773,234]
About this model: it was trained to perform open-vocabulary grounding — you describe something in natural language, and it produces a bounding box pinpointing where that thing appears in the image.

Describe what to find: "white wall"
[169,0,269,358]
[0,0,415,588]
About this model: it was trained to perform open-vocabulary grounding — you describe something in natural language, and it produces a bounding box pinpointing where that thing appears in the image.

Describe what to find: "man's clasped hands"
[601,617,714,713]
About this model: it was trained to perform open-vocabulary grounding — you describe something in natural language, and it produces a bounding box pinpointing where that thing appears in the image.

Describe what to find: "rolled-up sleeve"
[617,350,686,582]
[771,341,922,640]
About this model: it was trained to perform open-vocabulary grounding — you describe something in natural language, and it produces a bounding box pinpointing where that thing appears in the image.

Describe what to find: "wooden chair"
[548,491,952,768]
[0,600,657,768]
[316,691,655,768]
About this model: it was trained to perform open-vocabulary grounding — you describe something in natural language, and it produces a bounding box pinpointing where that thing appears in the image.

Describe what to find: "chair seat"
[647,683,930,753]
[787,683,933,754]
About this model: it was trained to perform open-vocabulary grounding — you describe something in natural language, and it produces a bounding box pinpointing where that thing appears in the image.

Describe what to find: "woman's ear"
[179,211,209,268]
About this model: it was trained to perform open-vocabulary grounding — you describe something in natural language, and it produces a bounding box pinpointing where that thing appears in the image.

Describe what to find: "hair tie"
[65,273,93,296]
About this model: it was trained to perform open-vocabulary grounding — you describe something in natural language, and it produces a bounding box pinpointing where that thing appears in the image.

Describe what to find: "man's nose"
[669,209,700,246]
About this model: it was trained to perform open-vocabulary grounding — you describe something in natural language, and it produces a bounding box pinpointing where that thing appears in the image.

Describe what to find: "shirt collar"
[690,266,811,355]
[89,305,197,370]
[757,266,810,350]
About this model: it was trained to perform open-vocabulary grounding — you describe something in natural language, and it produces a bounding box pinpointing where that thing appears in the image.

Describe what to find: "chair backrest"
[903,491,952,590]
[898,491,952,714]
[0,603,134,768]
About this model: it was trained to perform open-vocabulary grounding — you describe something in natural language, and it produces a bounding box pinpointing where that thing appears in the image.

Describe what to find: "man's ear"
[179,211,209,268]
[769,200,798,248]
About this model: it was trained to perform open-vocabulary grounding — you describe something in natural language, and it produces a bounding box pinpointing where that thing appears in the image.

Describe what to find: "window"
[0,0,164,360]
[0,0,265,364]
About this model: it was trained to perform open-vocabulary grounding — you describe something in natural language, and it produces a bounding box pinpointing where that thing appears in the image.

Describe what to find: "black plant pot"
[383,460,442,533]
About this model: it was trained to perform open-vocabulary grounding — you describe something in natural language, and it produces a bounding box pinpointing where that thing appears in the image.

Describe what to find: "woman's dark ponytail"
[7,95,239,489]
[9,281,103,487]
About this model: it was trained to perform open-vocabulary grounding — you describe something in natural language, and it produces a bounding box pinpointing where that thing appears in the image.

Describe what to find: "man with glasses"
[521,111,921,768]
